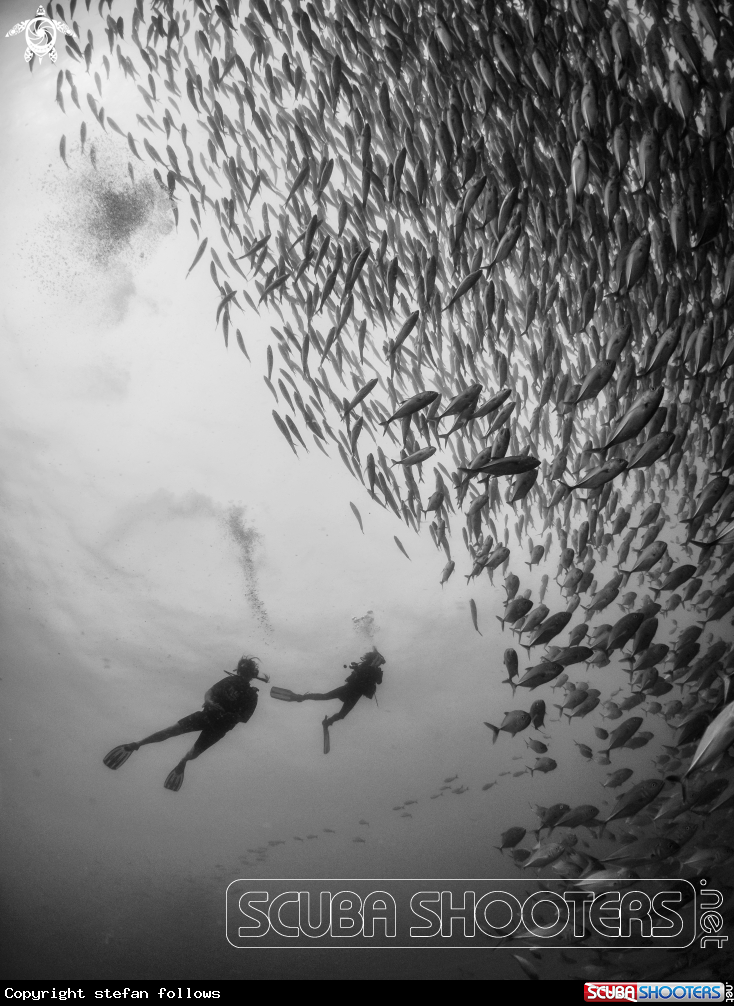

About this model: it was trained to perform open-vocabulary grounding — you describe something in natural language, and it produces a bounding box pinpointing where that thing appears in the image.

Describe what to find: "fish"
[459,456,541,485]
[440,561,455,587]
[685,703,734,779]
[564,361,616,405]
[343,379,379,420]
[603,836,679,866]
[513,955,540,981]
[526,738,547,754]
[601,779,666,829]
[394,537,410,561]
[682,477,730,525]
[349,503,363,534]
[528,757,557,777]
[495,826,526,851]
[380,391,440,430]
[603,717,644,755]
[503,648,519,687]
[559,459,628,493]
[470,598,482,635]
[529,699,546,729]
[522,611,572,651]
[484,710,531,743]
[603,769,634,789]
[522,840,564,867]
[186,238,208,277]
[593,388,665,453]
[391,446,436,468]
[515,662,564,691]
[498,596,533,630]
[519,606,550,637]
[555,805,600,829]
[621,541,667,576]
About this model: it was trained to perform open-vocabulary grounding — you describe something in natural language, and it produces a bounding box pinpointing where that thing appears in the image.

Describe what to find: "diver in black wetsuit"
[281,647,386,753]
[102,656,269,791]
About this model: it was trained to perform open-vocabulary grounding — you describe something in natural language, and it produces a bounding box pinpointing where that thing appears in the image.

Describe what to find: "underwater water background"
[0,0,733,982]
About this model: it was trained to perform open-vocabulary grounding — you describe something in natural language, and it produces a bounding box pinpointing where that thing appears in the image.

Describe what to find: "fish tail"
[495,616,505,630]
[484,722,500,744]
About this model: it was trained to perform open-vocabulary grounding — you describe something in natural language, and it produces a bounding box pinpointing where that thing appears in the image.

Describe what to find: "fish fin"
[484,722,500,744]
[495,616,505,630]
[666,774,686,801]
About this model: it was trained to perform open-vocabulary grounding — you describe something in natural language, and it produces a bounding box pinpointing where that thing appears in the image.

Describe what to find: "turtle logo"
[5,5,75,64]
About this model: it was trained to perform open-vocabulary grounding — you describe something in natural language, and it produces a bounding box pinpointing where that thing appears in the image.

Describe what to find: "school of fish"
[46,0,734,978]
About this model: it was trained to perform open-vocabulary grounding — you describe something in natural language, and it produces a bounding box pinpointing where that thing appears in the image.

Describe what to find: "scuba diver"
[102,656,269,791]
[271,647,386,753]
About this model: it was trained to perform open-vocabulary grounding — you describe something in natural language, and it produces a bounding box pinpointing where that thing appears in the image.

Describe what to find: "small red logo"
[584,985,637,1002]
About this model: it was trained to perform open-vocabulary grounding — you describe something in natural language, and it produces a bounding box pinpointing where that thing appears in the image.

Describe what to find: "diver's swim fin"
[103,743,139,770]
[164,763,185,792]
[270,686,300,702]
[322,717,331,755]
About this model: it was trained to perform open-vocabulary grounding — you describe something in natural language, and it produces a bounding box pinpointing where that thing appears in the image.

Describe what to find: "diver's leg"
[297,687,349,702]
[164,726,228,792]
[324,693,361,727]
[104,722,191,770]
[137,723,189,747]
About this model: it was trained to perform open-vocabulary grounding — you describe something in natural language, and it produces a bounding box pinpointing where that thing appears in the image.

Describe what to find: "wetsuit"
[301,664,383,725]
[103,670,262,790]
[176,676,258,757]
